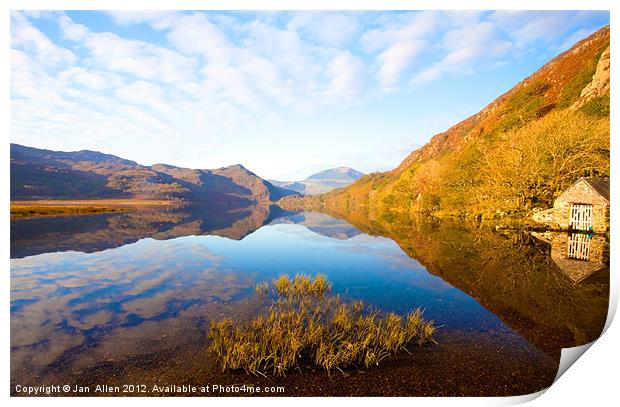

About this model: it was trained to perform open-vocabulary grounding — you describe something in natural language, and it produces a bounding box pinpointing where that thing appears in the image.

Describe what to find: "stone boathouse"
[533,178,610,233]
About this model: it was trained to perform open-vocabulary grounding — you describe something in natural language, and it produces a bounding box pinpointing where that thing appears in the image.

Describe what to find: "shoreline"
[10,199,178,220]
[10,328,558,397]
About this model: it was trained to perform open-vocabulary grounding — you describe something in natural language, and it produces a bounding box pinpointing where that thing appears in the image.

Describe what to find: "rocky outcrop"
[572,46,610,109]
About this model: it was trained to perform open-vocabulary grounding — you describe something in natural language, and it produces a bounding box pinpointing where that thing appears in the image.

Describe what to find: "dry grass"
[10,204,133,219]
[10,199,176,219]
[11,199,176,206]
[208,274,437,377]
[254,281,269,297]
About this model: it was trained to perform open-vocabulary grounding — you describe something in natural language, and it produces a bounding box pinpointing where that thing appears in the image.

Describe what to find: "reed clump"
[208,273,437,377]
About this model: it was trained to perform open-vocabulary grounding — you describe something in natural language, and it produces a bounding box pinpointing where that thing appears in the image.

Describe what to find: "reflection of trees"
[307,205,609,360]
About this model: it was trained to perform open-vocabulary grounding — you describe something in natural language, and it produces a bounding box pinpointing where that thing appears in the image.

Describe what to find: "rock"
[572,46,610,109]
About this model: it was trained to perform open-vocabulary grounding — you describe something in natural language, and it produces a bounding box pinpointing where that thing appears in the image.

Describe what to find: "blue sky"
[10,10,609,180]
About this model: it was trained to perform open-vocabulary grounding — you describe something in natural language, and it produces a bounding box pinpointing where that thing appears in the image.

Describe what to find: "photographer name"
[15,383,285,395]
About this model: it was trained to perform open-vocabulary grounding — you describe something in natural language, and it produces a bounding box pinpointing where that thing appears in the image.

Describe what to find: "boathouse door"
[567,233,591,260]
[569,204,593,231]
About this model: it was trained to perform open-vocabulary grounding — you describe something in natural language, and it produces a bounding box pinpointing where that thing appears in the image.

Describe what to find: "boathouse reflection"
[532,231,609,283]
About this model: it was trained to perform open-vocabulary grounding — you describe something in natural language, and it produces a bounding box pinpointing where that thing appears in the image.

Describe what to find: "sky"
[10,10,610,180]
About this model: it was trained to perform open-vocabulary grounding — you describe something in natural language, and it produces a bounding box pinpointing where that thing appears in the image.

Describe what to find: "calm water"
[10,204,610,393]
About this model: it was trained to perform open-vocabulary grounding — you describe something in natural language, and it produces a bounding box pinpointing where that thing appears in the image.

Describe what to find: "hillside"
[10,144,298,205]
[270,167,364,195]
[281,26,610,221]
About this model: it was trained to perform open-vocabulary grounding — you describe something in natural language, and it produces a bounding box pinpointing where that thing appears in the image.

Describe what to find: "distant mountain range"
[269,167,364,195]
[10,143,299,205]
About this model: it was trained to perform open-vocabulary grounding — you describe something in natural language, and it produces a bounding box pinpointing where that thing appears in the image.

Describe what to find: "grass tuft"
[254,281,269,297]
[208,274,437,377]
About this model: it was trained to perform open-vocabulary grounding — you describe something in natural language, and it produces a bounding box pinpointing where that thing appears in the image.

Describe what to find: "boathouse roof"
[558,177,610,203]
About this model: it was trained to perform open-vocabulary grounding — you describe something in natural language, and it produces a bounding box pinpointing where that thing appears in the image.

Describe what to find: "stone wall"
[549,232,608,283]
[532,208,554,224]
[553,180,609,233]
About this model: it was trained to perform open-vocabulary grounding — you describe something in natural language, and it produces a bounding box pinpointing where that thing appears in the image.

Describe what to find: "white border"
[1,0,616,11]
[3,1,618,406]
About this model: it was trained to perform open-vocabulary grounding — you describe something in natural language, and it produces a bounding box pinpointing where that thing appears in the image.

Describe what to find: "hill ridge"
[10,143,298,204]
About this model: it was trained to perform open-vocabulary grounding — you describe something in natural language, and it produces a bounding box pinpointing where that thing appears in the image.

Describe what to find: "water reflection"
[11,238,256,383]
[532,231,609,283]
[10,204,292,258]
[271,212,361,240]
[10,204,370,259]
[11,207,458,384]
[302,207,609,359]
[10,206,610,390]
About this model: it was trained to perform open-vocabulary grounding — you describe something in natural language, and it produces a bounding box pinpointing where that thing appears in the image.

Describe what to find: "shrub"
[579,95,610,118]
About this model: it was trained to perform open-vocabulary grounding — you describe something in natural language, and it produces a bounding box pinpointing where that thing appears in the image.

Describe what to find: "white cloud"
[366,11,598,88]
[362,11,438,90]
[441,21,511,68]
[324,51,367,103]
[106,11,177,29]
[115,81,172,114]
[11,12,75,68]
[488,11,601,46]
[58,15,87,41]
[361,11,438,52]
[141,12,365,110]
[241,19,323,93]
[164,13,235,65]
[56,13,198,85]
[410,15,512,85]
[411,65,442,85]
[287,12,362,46]
[377,40,426,88]
[59,67,109,91]
[80,32,198,84]
[11,14,232,163]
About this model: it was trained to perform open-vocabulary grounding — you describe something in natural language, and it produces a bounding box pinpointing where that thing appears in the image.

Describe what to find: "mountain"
[269,211,361,240]
[270,167,364,195]
[10,144,298,205]
[281,26,610,220]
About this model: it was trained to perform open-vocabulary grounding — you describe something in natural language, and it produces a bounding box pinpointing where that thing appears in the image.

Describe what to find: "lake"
[10,204,610,396]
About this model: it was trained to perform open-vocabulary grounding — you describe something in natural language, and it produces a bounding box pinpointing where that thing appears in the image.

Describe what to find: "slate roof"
[583,178,610,201]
